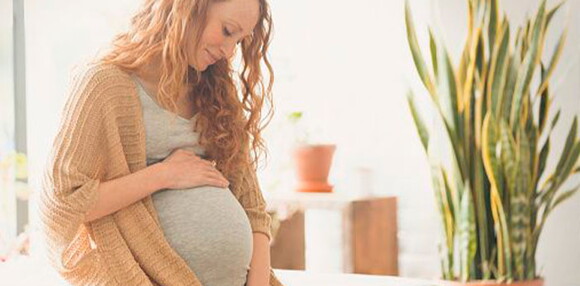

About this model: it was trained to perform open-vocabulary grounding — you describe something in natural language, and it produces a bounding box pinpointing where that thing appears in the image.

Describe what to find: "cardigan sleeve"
[234,159,273,241]
[38,64,111,273]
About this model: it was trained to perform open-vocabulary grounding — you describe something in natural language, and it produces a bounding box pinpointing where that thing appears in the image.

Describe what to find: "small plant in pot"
[287,111,336,193]
[405,0,579,285]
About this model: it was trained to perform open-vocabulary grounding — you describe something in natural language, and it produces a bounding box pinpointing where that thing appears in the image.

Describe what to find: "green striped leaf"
[513,128,532,279]
[536,29,568,97]
[482,113,506,205]
[438,47,461,134]
[557,140,580,185]
[551,110,561,131]
[407,91,430,153]
[554,117,577,179]
[538,64,550,133]
[405,1,436,97]
[552,183,580,210]
[536,138,550,191]
[500,120,518,198]
[429,28,439,80]
[488,20,511,118]
[502,54,519,123]
[546,1,565,31]
[510,0,546,128]
[488,0,499,53]
[459,183,477,281]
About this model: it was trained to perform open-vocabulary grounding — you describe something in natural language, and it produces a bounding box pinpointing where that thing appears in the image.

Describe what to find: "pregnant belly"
[151,186,253,286]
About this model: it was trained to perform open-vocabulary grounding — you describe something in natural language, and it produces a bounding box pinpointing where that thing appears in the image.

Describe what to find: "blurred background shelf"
[266,192,398,276]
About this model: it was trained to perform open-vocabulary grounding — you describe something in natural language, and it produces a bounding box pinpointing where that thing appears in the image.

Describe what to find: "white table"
[1,256,441,285]
[275,269,440,286]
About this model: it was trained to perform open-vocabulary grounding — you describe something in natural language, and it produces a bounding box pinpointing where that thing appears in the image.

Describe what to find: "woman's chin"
[189,62,208,72]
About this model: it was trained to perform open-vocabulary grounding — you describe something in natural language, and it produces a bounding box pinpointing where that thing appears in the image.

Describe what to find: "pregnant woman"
[38,0,283,285]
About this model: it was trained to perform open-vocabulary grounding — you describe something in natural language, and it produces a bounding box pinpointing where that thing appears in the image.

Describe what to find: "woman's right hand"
[158,148,229,190]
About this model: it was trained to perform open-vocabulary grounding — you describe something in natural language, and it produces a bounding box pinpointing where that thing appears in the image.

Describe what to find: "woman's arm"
[246,232,271,286]
[230,160,276,285]
[83,163,169,223]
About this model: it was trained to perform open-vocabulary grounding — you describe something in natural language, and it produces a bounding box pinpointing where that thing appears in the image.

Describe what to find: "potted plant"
[405,0,579,285]
[287,111,336,193]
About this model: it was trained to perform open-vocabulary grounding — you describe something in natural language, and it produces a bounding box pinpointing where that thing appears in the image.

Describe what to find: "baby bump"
[151,186,253,285]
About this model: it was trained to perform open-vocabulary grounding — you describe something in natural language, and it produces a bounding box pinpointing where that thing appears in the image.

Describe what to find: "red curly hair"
[99,0,274,189]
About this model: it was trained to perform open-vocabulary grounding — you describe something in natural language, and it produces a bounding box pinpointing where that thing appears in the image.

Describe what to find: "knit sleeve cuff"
[65,177,101,224]
[246,208,273,241]
[38,175,102,270]
[269,268,285,286]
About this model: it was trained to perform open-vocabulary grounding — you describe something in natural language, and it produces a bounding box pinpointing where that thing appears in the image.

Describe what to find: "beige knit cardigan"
[38,63,284,286]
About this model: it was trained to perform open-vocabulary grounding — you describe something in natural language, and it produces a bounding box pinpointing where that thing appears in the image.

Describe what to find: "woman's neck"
[134,56,198,118]
[135,56,163,90]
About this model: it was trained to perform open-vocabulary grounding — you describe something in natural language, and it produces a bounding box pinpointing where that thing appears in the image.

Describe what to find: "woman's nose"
[219,42,236,60]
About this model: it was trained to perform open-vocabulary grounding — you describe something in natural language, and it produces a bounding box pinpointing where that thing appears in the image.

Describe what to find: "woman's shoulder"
[65,61,139,106]
[70,61,134,89]
[62,61,139,119]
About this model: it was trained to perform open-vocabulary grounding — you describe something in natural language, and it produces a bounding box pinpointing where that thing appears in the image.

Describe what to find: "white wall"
[264,0,441,278]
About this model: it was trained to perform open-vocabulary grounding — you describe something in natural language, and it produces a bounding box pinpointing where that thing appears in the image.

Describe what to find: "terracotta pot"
[292,144,336,193]
[439,279,544,286]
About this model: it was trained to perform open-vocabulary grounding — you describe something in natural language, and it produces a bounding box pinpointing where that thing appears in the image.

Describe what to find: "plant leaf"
[554,117,577,178]
[405,1,437,97]
[510,0,546,128]
[536,29,568,97]
[538,64,550,133]
[552,183,580,210]
[407,90,430,152]
[488,20,511,118]
[459,183,477,281]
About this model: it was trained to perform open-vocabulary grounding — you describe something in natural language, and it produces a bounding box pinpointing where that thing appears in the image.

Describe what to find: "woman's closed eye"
[222,26,232,37]
[223,26,243,45]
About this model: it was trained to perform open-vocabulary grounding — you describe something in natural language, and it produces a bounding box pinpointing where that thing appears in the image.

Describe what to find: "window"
[0,0,18,250]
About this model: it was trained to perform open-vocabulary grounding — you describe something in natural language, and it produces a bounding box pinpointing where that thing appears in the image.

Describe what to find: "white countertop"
[0,255,441,285]
[275,269,440,286]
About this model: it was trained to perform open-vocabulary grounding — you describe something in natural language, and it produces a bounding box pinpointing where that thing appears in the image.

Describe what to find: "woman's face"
[187,0,260,71]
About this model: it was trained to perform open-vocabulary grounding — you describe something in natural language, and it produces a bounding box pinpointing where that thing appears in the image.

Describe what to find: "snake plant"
[405,0,580,282]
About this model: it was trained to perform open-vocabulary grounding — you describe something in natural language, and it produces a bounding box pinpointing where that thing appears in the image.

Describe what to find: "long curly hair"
[99,0,274,189]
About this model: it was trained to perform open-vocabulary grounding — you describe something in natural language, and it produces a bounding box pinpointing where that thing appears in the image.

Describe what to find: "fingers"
[170,149,228,188]
[199,159,213,167]
[180,150,217,166]
[174,149,219,165]
[202,171,229,187]
[173,148,199,158]
[203,169,229,183]
[205,178,229,188]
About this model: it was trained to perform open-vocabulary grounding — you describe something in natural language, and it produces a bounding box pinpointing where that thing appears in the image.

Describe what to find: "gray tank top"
[132,75,253,286]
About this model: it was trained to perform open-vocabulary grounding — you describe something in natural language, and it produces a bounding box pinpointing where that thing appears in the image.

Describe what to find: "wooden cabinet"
[266,193,398,275]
